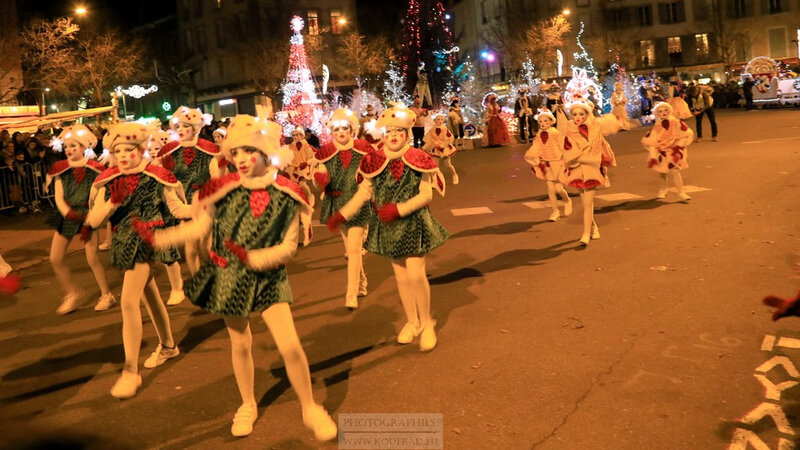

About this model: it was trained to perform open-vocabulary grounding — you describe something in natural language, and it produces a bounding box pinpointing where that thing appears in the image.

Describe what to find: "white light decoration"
[556,50,564,78]
[322,64,330,95]
[115,84,159,99]
[162,102,171,112]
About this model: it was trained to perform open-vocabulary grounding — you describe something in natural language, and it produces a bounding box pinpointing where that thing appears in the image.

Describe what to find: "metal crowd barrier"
[0,162,54,212]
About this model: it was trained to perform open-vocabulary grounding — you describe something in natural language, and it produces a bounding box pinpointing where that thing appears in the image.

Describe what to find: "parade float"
[742,56,800,107]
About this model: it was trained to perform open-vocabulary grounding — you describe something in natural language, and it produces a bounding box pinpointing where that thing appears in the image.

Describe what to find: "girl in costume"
[312,108,372,309]
[46,124,115,314]
[144,114,337,440]
[156,106,223,274]
[641,102,694,202]
[447,99,465,147]
[484,93,510,146]
[148,127,187,305]
[666,80,693,120]
[546,83,569,132]
[611,82,631,131]
[562,102,618,245]
[524,111,573,222]
[327,103,448,351]
[285,127,317,246]
[84,122,191,399]
[422,113,459,185]
[212,127,227,145]
[0,254,21,295]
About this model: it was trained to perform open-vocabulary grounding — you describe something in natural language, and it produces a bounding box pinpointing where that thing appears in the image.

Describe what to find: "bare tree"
[335,32,395,82]
[20,18,80,93]
[585,30,639,70]
[505,16,571,77]
[240,39,290,97]
[701,0,753,80]
[74,32,147,107]
[0,36,23,104]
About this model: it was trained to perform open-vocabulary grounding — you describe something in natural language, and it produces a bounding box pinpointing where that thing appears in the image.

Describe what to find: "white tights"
[49,231,110,298]
[391,256,431,327]
[341,226,367,301]
[223,303,318,412]
[580,189,597,238]
[440,157,458,181]
[546,180,570,213]
[660,170,685,194]
[120,262,175,373]
[162,261,184,292]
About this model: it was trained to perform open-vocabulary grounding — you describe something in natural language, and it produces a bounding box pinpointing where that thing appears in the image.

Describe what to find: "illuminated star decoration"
[763,290,800,321]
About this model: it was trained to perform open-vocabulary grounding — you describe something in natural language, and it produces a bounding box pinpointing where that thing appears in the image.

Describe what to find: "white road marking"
[523,200,567,210]
[451,207,493,216]
[676,185,712,193]
[596,192,644,202]
[742,136,800,144]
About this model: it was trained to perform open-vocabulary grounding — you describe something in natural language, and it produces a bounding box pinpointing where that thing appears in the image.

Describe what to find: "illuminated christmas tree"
[278,16,325,137]
[399,0,457,106]
[383,61,413,106]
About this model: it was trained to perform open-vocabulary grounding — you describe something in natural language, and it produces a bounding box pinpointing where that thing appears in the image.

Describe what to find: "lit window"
[331,10,343,34]
[668,36,682,54]
[308,10,319,35]
[640,39,655,66]
[695,33,709,56]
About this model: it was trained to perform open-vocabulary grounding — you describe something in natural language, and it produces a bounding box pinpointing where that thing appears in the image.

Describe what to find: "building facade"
[0,0,23,106]
[451,0,800,83]
[177,0,357,118]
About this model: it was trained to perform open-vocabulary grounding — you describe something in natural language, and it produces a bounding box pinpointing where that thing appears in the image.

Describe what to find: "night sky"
[17,0,174,28]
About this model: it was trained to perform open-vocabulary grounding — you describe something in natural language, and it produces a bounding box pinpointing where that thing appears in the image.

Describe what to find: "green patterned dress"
[317,141,372,227]
[362,150,449,259]
[98,171,181,270]
[158,139,219,201]
[184,180,301,317]
[46,161,103,238]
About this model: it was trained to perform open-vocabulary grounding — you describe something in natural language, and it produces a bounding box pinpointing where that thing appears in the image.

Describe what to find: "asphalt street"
[0,108,798,449]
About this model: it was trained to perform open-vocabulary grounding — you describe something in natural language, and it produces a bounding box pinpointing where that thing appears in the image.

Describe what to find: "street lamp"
[561,8,571,15]
[75,6,88,15]
[337,17,347,25]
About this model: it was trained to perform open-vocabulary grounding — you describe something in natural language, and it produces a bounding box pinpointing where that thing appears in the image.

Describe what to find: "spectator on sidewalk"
[688,85,718,142]
[743,76,755,111]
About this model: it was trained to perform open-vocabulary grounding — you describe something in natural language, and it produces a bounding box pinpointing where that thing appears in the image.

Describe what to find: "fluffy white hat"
[568,101,594,116]
[170,106,205,128]
[55,123,98,153]
[212,127,227,138]
[222,115,292,168]
[327,108,359,133]
[148,129,173,152]
[535,110,556,122]
[652,101,673,115]
[375,103,416,130]
[103,122,150,152]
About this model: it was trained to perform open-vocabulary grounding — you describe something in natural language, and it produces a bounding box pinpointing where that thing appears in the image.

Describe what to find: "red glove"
[377,203,400,223]
[0,273,21,296]
[79,225,93,243]
[537,161,547,174]
[326,211,345,231]
[109,178,128,205]
[224,239,249,264]
[299,162,309,170]
[131,216,155,247]
[647,158,658,168]
[65,209,86,222]
[763,291,800,321]
[314,172,331,189]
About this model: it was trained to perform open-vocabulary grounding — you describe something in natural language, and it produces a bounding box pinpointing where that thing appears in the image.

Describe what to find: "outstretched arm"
[85,186,116,229]
[240,211,300,271]
[152,203,214,249]
[396,173,433,217]
[339,177,373,220]
[163,186,192,219]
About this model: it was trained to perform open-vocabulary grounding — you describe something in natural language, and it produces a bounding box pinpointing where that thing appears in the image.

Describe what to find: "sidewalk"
[0,209,93,271]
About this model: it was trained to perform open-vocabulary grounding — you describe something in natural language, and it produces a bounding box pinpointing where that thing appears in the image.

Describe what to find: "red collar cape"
[315,138,372,163]
[357,147,445,196]
[196,172,312,215]
[47,159,106,177]
[157,138,220,159]
[93,164,181,188]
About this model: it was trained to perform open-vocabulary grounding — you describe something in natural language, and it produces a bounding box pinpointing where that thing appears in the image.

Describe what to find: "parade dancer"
[46,124,115,314]
[611,82,631,131]
[157,106,223,274]
[149,127,186,305]
[422,113,459,185]
[484,93,510,146]
[143,114,337,440]
[666,79,693,120]
[328,103,448,351]
[546,83,569,132]
[84,122,191,399]
[641,102,694,202]
[524,111,573,222]
[563,102,618,245]
[313,109,371,309]
[447,99,465,148]
[285,127,317,246]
